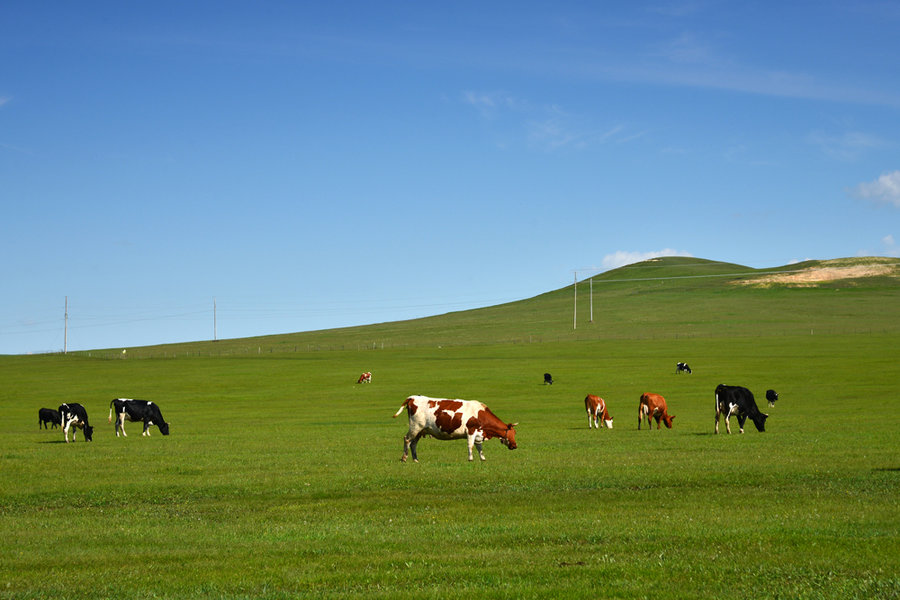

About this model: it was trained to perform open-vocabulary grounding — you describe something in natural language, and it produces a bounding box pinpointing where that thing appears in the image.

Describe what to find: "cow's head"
[752,413,768,432]
[83,424,94,441]
[500,423,518,450]
[662,414,675,429]
[159,422,170,435]
[604,416,614,429]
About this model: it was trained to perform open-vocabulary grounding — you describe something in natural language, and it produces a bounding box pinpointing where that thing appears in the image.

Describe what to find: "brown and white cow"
[584,394,613,429]
[392,395,517,462]
[638,393,675,429]
[357,371,372,384]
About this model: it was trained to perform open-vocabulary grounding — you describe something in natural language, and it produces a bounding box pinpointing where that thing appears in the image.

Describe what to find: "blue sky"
[2,1,899,354]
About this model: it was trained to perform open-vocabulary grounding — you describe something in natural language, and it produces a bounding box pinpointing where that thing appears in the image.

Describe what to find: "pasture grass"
[2,258,899,598]
[2,334,898,599]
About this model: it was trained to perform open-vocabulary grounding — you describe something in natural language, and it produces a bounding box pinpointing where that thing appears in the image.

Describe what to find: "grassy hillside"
[2,256,898,599]
[73,256,900,358]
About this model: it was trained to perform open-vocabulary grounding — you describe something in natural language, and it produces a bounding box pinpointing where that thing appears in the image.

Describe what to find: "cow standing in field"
[638,393,675,429]
[715,385,768,434]
[675,362,692,374]
[392,395,517,462]
[544,373,553,385]
[38,408,61,429]
[357,372,372,384]
[109,398,170,437]
[585,394,614,429]
[59,403,93,442]
[766,389,779,407]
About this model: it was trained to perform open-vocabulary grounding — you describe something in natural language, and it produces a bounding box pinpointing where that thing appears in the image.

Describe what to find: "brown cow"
[392,395,517,462]
[638,393,675,429]
[357,371,372,384]
[584,394,613,429]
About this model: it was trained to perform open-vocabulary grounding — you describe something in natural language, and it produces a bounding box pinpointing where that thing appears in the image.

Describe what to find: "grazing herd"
[38,398,169,443]
[39,363,776,459]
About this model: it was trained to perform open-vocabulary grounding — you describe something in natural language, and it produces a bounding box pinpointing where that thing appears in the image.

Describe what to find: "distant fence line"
[72,327,898,360]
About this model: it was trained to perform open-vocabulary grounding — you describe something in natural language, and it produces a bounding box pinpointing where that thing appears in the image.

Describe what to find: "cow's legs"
[715,410,720,434]
[401,430,423,463]
[467,433,486,461]
[116,413,127,437]
[724,406,735,434]
[736,414,747,434]
[142,421,151,436]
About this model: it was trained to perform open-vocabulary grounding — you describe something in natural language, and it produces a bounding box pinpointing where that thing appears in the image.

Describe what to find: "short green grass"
[1,258,898,599]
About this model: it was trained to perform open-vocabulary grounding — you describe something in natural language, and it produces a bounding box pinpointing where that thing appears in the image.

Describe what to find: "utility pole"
[573,273,577,330]
[64,296,68,354]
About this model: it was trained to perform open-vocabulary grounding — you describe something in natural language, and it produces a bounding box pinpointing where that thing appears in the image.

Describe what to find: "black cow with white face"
[109,398,170,437]
[766,389,778,407]
[59,403,94,442]
[715,384,768,434]
[39,408,61,429]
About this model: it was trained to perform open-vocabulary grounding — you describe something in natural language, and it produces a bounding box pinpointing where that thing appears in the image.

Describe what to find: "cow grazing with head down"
[357,372,372,384]
[392,395,517,462]
[59,403,93,442]
[638,393,675,429]
[544,373,553,385]
[715,385,768,434]
[675,362,692,374]
[39,408,61,429]
[766,389,779,407]
[109,398,170,437]
[585,394,613,429]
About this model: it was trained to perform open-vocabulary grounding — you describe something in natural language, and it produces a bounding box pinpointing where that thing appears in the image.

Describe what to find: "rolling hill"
[76,256,900,358]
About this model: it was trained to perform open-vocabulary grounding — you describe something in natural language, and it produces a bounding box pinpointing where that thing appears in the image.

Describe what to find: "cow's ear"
[509,422,518,428]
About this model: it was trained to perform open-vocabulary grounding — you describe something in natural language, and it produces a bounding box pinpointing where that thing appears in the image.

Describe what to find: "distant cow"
[392,395,517,462]
[544,373,553,385]
[675,362,692,374]
[638,393,675,429]
[585,394,614,429]
[38,408,61,429]
[715,385,768,434]
[59,403,93,442]
[357,372,372,384]
[766,389,778,407]
[109,398,170,437]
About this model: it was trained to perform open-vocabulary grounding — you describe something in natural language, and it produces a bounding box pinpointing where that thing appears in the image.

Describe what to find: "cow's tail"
[108,399,115,423]
[392,397,412,418]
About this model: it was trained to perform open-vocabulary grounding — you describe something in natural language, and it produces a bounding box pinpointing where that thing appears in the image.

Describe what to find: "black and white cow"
[675,362,692,374]
[714,384,768,434]
[38,408,61,429]
[544,373,554,385]
[109,398,170,437]
[59,403,93,442]
[766,389,779,407]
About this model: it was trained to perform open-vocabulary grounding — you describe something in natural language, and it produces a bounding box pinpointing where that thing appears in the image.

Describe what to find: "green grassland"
[1,257,899,599]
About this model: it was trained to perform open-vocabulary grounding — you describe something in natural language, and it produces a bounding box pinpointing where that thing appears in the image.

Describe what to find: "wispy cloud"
[850,170,900,208]
[463,91,643,151]
[602,249,693,270]
[0,96,10,108]
[808,130,887,161]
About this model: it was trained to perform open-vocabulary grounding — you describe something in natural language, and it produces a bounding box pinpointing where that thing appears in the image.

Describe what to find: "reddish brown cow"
[357,371,372,384]
[392,395,517,462]
[638,393,675,429]
[584,394,614,429]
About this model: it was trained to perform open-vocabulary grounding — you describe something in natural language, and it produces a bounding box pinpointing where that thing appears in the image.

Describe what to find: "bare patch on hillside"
[735,259,899,287]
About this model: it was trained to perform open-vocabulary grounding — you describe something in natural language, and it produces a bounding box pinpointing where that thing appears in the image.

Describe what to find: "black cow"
[58,403,93,442]
[715,384,768,434]
[766,389,778,407]
[675,362,692,374]
[544,373,553,385]
[109,398,170,437]
[38,408,61,429]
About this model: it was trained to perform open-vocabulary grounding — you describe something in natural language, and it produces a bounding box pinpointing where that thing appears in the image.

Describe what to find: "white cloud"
[883,234,900,257]
[851,171,900,208]
[601,249,693,270]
